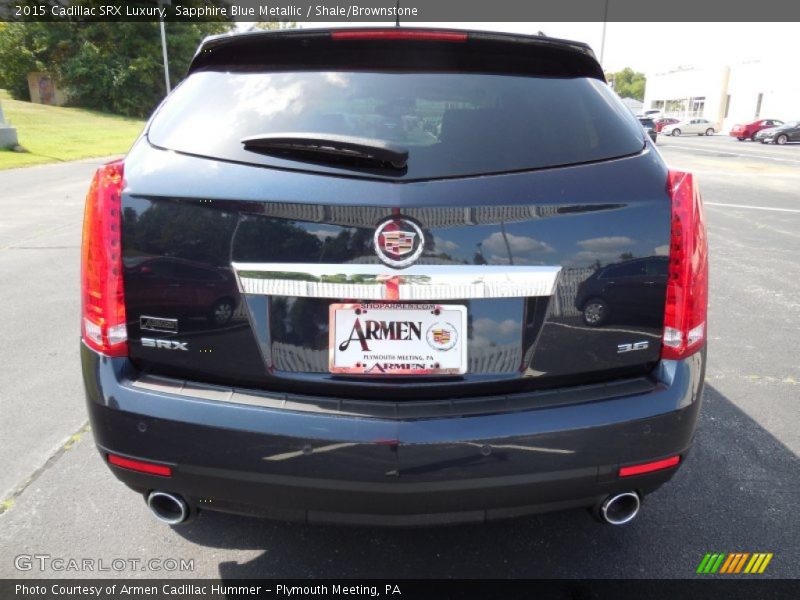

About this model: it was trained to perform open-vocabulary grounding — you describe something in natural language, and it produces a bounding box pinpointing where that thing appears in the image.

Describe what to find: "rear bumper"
[82,344,706,525]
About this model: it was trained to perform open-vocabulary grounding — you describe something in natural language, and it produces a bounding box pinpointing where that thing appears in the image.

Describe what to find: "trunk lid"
[119,28,670,401]
[121,145,670,400]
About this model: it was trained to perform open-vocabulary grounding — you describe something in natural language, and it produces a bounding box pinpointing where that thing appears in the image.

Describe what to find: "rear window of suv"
[148,71,645,181]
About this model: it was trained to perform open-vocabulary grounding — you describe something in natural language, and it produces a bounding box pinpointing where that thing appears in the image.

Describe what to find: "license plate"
[329,303,467,375]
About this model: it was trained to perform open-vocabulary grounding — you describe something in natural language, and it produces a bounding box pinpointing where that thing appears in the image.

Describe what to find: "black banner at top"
[2,0,800,22]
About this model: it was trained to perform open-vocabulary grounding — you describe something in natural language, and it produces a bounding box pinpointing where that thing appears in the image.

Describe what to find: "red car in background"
[729,119,783,141]
[655,118,679,133]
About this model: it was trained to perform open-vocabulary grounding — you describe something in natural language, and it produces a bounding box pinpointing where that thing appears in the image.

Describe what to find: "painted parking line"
[662,162,800,178]
[661,142,800,165]
[705,202,800,214]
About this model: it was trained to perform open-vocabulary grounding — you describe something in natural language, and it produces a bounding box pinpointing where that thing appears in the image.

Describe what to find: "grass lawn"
[0,90,145,169]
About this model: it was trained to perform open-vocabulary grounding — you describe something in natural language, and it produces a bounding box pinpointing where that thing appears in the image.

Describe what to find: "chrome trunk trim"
[231,263,561,300]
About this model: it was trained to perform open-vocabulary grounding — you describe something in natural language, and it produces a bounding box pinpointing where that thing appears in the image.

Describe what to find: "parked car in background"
[754,120,800,145]
[124,257,239,327]
[655,117,679,133]
[638,117,657,143]
[729,119,783,141]
[661,118,716,137]
[576,257,668,327]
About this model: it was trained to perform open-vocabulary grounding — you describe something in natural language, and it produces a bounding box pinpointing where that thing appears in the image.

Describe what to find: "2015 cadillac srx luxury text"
[80,28,708,526]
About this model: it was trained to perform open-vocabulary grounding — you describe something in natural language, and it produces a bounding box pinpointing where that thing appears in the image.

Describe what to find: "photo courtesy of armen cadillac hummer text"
[80,28,708,526]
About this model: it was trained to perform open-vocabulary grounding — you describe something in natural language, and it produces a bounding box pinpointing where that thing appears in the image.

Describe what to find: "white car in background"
[661,118,716,137]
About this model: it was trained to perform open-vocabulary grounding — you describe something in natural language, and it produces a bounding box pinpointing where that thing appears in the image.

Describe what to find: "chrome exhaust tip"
[146,491,189,525]
[599,492,641,525]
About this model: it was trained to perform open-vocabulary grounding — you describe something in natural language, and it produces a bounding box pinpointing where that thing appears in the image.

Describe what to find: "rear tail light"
[619,455,681,477]
[108,454,172,477]
[331,29,468,42]
[662,170,708,360]
[81,160,128,357]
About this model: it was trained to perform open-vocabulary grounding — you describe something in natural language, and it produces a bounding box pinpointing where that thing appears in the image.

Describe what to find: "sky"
[285,22,797,74]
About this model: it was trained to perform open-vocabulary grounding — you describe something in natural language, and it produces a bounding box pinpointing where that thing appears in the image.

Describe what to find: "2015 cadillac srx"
[81,28,708,526]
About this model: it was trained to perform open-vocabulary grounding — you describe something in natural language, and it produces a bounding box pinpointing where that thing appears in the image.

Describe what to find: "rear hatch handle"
[241,132,409,169]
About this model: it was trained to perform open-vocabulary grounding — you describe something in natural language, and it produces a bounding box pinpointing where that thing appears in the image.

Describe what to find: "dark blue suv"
[81,28,708,526]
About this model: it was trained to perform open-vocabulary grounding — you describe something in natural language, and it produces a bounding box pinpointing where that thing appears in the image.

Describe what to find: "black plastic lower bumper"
[82,344,705,525]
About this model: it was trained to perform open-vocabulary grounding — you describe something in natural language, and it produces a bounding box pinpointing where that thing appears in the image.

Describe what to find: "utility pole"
[599,0,609,68]
[499,221,514,266]
[158,0,171,94]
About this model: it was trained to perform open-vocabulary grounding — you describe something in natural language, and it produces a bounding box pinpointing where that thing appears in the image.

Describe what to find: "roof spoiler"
[187,28,605,81]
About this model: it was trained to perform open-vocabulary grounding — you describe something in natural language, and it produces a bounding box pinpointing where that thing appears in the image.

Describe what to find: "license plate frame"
[329,302,468,376]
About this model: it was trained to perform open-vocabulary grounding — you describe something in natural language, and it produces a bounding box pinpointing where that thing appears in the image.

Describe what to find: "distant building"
[620,97,643,115]
[550,266,596,318]
[725,61,800,129]
[642,65,729,130]
[642,60,800,133]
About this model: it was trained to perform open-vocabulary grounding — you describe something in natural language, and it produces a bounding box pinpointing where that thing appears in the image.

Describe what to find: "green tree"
[606,67,646,101]
[251,21,297,30]
[0,23,65,100]
[0,21,232,116]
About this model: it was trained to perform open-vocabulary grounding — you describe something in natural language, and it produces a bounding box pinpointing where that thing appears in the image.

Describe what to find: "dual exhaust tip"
[598,491,641,525]
[146,491,190,525]
[145,489,641,526]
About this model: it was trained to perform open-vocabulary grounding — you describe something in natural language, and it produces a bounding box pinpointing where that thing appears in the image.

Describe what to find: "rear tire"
[582,298,609,327]
[671,129,681,137]
[736,137,745,141]
[705,128,715,136]
[776,134,788,145]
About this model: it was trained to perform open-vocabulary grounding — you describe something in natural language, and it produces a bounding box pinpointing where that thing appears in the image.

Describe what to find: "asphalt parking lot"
[0,135,798,579]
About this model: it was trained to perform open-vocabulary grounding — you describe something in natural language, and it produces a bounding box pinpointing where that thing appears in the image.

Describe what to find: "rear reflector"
[619,455,680,477]
[81,160,128,357]
[662,170,708,360]
[331,30,468,42]
[108,454,172,477]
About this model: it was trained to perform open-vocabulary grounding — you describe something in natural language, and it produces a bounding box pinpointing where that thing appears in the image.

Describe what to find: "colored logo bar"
[696,552,773,574]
